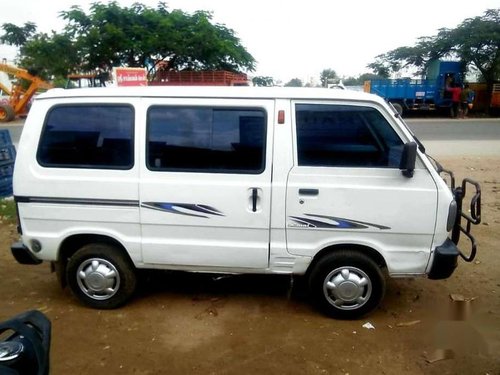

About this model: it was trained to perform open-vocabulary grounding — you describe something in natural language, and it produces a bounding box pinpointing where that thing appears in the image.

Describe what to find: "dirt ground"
[0,156,499,375]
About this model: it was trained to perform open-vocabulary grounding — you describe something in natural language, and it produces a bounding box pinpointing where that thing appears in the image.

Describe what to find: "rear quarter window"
[37,104,134,169]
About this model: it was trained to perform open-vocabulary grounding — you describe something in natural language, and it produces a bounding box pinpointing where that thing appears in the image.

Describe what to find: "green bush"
[0,199,17,223]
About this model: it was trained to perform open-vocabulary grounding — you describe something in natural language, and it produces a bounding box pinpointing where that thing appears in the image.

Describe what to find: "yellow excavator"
[0,81,11,96]
[0,63,53,122]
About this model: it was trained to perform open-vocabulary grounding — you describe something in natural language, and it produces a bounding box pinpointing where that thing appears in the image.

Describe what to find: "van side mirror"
[400,142,417,178]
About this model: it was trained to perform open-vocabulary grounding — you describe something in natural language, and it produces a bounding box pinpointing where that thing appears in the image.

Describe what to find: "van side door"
[286,102,437,275]
[139,98,274,269]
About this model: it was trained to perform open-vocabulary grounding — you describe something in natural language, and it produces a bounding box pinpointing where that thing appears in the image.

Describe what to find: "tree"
[1,2,256,81]
[446,9,500,88]
[60,2,256,77]
[284,78,303,87]
[17,33,79,78]
[369,8,500,100]
[252,76,274,86]
[365,61,392,78]
[320,68,337,87]
[342,73,386,86]
[1,22,37,46]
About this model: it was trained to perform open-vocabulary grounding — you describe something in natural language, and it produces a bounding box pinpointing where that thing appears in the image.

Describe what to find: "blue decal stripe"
[141,202,225,218]
[290,214,390,230]
[305,214,390,230]
[183,204,224,216]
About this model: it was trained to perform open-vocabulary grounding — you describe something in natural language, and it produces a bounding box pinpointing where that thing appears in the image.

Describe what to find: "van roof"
[38,86,384,104]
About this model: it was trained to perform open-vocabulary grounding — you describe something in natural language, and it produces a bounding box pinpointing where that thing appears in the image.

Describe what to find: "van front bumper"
[11,242,43,265]
[428,238,459,280]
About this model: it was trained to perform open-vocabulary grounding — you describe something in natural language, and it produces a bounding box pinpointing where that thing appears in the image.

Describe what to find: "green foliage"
[320,68,337,87]
[366,61,391,78]
[284,78,303,87]
[252,76,274,87]
[368,40,433,78]
[0,22,37,46]
[59,2,255,75]
[0,199,16,223]
[19,33,79,78]
[343,73,386,86]
[1,2,255,80]
[446,9,500,84]
[369,8,500,87]
[52,76,69,88]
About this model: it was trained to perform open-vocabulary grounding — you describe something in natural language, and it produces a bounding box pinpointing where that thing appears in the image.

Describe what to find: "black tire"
[66,243,137,309]
[309,250,385,319]
[0,104,15,122]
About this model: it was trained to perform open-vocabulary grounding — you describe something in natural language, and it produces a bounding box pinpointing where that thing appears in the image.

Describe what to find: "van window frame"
[293,101,406,169]
[36,103,135,170]
[145,105,268,175]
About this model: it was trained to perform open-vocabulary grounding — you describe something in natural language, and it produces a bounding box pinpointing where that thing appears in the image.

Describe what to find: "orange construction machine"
[0,63,53,122]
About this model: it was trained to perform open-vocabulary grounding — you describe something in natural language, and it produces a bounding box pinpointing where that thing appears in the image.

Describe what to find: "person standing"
[447,83,462,118]
[460,84,475,118]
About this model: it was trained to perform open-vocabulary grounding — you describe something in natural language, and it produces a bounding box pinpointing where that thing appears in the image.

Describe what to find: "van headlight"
[447,200,457,232]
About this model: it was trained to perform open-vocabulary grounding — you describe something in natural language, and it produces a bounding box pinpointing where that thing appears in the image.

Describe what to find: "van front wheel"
[66,244,137,309]
[309,250,385,319]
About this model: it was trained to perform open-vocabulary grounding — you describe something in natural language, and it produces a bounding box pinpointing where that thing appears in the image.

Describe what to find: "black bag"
[0,310,51,375]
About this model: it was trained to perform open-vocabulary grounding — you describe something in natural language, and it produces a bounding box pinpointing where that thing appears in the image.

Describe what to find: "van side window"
[296,104,403,167]
[147,106,266,173]
[37,105,134,169]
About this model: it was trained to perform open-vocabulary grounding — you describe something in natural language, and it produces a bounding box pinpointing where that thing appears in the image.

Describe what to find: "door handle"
[252,188,258,212]
[299,188,319,196]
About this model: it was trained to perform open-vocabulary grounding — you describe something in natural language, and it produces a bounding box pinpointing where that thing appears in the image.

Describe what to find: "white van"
[11,86,481,318]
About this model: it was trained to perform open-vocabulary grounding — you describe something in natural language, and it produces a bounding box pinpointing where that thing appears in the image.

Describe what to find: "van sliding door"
[139,98,274,269]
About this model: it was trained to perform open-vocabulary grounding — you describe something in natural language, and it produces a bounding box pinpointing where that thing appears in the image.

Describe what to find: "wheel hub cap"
[337,281,359,300]
[77,258,120,300]
[323,266,372,310]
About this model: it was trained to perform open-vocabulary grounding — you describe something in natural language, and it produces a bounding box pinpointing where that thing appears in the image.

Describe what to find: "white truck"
[11,86,481,318]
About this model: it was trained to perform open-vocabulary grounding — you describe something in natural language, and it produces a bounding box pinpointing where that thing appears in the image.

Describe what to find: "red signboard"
[113,67,147,87]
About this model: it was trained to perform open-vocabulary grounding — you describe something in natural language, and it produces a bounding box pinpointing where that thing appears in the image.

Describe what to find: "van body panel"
[285,168,437,274]
[14,97,141,265]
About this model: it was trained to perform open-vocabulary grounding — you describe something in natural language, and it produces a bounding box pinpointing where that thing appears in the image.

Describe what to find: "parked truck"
[364,60,463,114]
[150,69,249,86]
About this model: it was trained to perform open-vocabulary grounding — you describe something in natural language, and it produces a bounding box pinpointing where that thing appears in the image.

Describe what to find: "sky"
[1,0,498,84]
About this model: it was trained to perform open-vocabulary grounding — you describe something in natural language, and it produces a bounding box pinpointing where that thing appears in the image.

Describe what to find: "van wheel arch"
[306,245,387,319]
[306,244,387,278]
[56,234,132,288]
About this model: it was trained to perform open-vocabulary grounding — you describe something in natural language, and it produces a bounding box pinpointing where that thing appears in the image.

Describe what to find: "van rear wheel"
[66,243,136,309]
[309,250,385,319]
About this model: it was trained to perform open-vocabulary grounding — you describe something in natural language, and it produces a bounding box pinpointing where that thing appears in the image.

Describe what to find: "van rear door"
[139,98,274,269]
